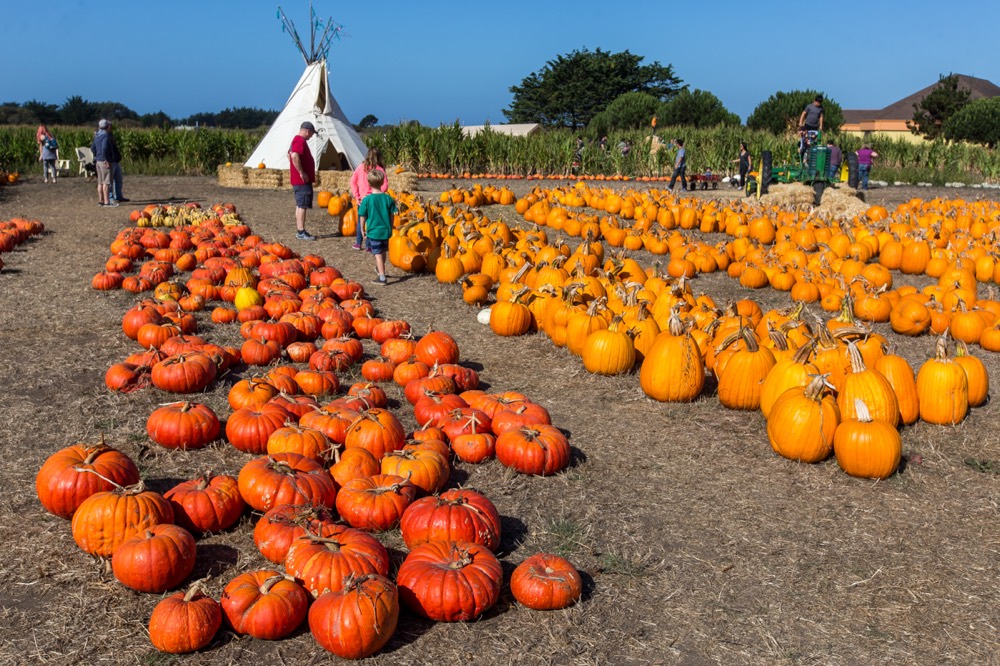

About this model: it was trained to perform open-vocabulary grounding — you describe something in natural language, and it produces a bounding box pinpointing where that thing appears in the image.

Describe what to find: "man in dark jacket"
[107,122,129,203]
[91,119,116,206]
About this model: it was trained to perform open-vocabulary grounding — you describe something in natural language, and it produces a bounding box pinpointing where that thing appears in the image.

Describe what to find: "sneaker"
[351,243,362,250]
[296,230,317,241]
[118,197,130,202]
[107,201,119,207]
[371,275,387,285]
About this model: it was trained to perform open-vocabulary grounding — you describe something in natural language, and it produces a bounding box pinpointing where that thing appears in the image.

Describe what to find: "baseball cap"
[300,121,316,132]
[98,119,109,129]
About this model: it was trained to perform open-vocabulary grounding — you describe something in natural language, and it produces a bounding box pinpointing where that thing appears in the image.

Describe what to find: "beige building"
[841,74,1000,142]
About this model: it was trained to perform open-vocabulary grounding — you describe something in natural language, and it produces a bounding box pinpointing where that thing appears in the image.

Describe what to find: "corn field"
[0,126,263,176]
[3,123,998,185]
[368,124,1000,185]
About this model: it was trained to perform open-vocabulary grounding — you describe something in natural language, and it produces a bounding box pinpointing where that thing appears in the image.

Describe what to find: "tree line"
[0,96,279,129]
[501,48,1000,148]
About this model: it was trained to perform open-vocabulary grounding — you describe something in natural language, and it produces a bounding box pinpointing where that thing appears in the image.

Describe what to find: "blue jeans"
[828,164,840,181]
[110,162,124,200]
[668,164,687,191]
[858,164,871,190]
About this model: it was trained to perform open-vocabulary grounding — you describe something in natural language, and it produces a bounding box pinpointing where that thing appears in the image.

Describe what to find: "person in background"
[37,125,59,183]
[731,141,751,189]
[856,144,878,190]
[91,119,116,206]
[827,139,842,182]
[599,135,608,151]
[107,122,128,202]
[349,147,389,250]
[668,138,687,193]
[358,169,397,285]
[288,121,317,240]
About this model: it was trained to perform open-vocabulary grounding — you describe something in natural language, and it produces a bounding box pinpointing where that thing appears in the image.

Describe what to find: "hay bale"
[246,168,284,189]
[217,164,248,187]
[760,182,815,207]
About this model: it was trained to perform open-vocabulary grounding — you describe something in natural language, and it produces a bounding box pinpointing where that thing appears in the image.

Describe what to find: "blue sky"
[5,0,999,126]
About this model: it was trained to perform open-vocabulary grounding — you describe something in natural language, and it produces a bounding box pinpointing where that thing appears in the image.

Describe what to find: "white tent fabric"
[245,60,368,171]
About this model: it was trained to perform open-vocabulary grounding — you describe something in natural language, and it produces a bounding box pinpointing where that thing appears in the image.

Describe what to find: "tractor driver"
[798,95,824,165]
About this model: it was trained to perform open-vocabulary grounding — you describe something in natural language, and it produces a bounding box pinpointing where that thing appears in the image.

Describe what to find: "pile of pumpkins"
[0,217,45,273]
[329,186,993,481]
[56,204,586,657]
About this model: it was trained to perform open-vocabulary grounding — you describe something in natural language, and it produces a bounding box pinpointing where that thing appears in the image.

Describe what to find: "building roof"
[844,74,1000,123]
[461,123,540,137]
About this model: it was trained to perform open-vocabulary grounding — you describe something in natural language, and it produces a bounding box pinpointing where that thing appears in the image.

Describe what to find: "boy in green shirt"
[357,170,397,284]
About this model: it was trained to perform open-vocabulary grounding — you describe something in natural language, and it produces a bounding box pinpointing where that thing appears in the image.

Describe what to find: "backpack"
[44,136,58,151]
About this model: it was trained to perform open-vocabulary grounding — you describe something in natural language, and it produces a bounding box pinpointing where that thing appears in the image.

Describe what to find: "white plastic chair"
[75,147,95,179]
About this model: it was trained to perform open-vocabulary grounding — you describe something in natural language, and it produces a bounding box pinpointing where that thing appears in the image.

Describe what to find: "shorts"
[368,238,388,255]
[293,184,313,209]
[96,160,112,186]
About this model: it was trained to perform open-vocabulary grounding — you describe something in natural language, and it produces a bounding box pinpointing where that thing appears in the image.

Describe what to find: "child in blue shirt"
[358,169,397,285]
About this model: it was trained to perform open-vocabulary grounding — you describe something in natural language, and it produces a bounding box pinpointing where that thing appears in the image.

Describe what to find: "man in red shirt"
[288,121,317,241]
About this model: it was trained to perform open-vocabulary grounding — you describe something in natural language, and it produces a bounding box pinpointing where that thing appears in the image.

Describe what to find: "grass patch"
[964,458,1000,474]
[542,517,591,558]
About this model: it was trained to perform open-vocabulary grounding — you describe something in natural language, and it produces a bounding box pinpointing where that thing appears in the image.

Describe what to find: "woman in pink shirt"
[350,148,388,250]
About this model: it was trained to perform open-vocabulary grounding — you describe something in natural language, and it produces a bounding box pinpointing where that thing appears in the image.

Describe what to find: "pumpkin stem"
[260,574,294,594]
[81,443,110,465]
[853,398,873,423]
[846,341,867,373]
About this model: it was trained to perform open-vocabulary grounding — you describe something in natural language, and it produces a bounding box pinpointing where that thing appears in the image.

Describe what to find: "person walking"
[91,119,116,206]
[288,121,317,241]
[731,141,752,189]
[827,139,842,182]
[107,122,129,202]
[37,125,59,183]
[856,144,878,190]
[349,147,389,250]
[668,138,687,193]
[358,169,397,285]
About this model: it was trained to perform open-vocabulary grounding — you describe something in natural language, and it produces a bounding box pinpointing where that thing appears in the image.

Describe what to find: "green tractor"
[745,130,859,205]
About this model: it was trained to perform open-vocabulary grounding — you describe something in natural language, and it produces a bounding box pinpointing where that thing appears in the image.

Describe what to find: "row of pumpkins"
[0,217,45,272]
[66,205,584,657]
[313,186,993,480]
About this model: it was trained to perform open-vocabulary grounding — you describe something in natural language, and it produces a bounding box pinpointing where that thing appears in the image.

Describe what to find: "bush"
[657,90,741,129]
[944,97,1000,148]
[747,90,844,135]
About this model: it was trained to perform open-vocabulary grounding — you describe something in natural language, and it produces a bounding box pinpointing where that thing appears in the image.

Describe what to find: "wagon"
[688,173,720,190]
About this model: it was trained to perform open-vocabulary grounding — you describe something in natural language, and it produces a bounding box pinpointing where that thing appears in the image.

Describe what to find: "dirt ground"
[0,174,998,665]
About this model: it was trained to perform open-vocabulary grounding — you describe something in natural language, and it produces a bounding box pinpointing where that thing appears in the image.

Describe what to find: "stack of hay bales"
[218,165,417,192]
[758,183,868,219]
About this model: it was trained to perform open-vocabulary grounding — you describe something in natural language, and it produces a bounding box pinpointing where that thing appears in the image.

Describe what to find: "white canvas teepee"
[245,7,367,171]
[245,59,367,171]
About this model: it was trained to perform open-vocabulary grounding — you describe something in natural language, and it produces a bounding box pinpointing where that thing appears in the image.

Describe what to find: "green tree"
[658,89,740,128]
[92,101,139,122]
[747,90,844,135]
[22,100,61,125]
[59,96,95,125]
[215,107,278,129]
[909,74,972,140]
[587,92,660,137]
[358,114,379,129]
[504,48,684,129]
[140,111,174,128]
[943,97,1000,147]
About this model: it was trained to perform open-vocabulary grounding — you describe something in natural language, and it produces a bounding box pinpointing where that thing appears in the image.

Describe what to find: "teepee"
[245,6,367,171]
